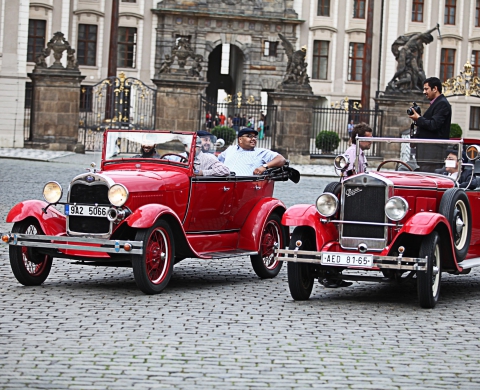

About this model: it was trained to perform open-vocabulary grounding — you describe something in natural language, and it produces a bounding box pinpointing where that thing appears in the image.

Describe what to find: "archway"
[206,44,244,102]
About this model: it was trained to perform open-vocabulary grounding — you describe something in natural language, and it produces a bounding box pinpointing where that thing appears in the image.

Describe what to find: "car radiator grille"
[68,182,111,234]
[342,185,385,239]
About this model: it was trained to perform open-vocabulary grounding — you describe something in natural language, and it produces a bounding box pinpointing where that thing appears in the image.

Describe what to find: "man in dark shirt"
[408,76,452,172]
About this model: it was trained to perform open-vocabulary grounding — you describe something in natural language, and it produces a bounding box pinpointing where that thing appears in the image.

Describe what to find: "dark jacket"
[415,94,451,139]
[436,168,477,190]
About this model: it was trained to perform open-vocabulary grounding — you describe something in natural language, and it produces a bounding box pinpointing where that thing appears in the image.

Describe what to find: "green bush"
[212,126,236,146]
[450,123,462,138]
[315,131,340,153]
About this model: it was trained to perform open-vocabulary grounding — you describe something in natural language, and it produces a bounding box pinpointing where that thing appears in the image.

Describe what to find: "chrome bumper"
[275,248,427,271]
[1,232,143,255]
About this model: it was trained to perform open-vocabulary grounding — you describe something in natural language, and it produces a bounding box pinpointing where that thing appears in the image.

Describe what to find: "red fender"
[238,198,286,251]
[127,204,183,229]
[281,204,338,251]
[401,212,450,235]
[6,200,66,236]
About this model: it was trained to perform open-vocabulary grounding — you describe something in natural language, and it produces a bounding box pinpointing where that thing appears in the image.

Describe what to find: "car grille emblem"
[86,175,95,183]
[345,187,362,197]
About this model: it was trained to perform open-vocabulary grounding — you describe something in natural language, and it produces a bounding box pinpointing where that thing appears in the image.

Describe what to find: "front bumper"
[275,248,427,271]
[1,232,143,255]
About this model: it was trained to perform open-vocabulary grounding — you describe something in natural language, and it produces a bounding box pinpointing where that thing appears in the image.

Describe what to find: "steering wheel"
[160,153,188,163]
[377,159,414,172]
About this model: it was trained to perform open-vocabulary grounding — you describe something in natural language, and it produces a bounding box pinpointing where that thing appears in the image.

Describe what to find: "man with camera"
[408,76,452,172]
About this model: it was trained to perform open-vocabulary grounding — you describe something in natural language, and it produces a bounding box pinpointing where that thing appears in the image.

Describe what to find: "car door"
[183,176,234,232]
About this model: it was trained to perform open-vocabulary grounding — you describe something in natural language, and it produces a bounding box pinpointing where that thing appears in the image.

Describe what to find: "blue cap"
[238,127,258,138]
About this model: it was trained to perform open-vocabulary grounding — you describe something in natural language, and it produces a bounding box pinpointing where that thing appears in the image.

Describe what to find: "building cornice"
[73,9,105,18]
[345,28,366,34]
[30,2,54,11]
[439,34,463,41]
[119,12,144,20]
[152,8,304,25]
[469,36,480,42]
[309,26,338,33]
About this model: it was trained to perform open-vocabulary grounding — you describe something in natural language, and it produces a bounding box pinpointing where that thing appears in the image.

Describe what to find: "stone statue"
[66,48,79,70]
[156,38,204,78]
[158,54,173,74]
[278,33,310,86]
[387,24,440,92]
[188,55,203,77]
[33,31,79,71]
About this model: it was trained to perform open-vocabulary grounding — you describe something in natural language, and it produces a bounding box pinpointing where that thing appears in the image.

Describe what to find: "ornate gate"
[200,94,277,150]
[79,72,157,151]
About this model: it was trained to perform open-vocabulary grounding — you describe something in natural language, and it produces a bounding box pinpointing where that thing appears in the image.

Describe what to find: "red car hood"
[100,169,188,192]
[374,171,455,190]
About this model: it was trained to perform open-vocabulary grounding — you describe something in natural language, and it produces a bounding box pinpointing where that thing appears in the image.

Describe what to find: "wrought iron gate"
[200,94,277,150]
[79,72,156,151]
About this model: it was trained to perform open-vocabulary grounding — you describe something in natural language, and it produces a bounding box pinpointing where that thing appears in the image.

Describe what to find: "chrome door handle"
[255,185,261,190]
[223,186,230,191]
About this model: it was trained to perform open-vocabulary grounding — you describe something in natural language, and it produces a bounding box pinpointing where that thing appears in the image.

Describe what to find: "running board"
[199,250,258,259]
[457,257,480,270]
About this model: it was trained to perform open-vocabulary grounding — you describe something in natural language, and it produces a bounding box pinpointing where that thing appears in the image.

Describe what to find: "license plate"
[321,252,373,267]
[65,204,109,218]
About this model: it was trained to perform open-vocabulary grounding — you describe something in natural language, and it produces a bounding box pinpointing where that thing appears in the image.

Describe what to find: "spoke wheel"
[250,214,285,279]
[9,219,53,286]
[417,231,442,308]
[439,188,471,261]
[287,227,315,300]
[132,220,174,294]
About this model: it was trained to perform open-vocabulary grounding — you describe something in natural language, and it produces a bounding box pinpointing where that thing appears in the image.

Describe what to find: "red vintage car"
[1,130,293,294]
[276,137,480,308]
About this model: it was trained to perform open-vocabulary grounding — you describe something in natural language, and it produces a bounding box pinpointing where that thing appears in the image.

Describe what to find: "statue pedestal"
[28,68,85,151]
[375,91,426,159]
[269,89,320,164]
[152,76,208,132]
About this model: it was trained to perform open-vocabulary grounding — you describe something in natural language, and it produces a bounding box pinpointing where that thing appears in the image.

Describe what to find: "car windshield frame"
[101,130,196,168]
[351,136,474,184]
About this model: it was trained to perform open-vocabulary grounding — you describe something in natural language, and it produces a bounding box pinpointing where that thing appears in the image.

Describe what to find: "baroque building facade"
[2,0,480,148]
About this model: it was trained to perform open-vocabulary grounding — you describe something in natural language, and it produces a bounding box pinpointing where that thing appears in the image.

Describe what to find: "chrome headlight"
[108,184,129,207]
[43,181,63,204]
[316,193,339,217]
[385,196,408,221]
[334,154,350,170]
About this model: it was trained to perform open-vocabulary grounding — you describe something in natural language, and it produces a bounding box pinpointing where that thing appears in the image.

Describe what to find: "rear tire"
[438,188,471,261]
[417,231,442,309]
[287,227,315,300]
[132,219,174,295]
[250,214,285,279]
[9,219,53,286]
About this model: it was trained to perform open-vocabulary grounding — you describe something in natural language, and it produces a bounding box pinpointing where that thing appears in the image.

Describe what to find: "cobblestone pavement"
[1,157,480,389]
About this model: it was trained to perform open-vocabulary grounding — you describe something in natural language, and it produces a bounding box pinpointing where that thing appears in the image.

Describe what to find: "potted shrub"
[315,130,340,153]
[450,123,462,138]
[212,126,236,146]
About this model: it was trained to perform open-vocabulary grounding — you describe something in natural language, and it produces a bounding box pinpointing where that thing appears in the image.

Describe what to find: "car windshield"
[104,131,194,164]
[348,137,475,182]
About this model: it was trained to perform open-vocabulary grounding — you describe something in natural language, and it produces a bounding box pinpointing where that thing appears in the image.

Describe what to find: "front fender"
[6,200,66,236]
[282,204,338,251]
[401,212,450,235]
[238,198,286,251]
[126,204,183,229]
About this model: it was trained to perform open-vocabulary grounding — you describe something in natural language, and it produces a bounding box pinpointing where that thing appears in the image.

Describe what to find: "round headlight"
[108,184,129,207]
[334,154,350,170]
[43,181,63,204]
[315,193,339,218]
[385,196,409,221]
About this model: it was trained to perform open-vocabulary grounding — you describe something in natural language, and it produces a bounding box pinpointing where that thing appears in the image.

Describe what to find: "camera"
[407,102,421,116]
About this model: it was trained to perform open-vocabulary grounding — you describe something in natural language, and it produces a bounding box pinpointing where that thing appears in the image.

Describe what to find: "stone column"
[374,91,425,158]
[152,76,209,132]
[269,86,321,164]
[28,68,85,151]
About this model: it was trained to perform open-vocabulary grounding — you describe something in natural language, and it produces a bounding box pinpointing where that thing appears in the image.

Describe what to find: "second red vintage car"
[276,137,480,308]
[1,130,295,294]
